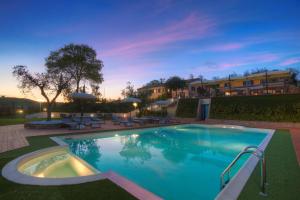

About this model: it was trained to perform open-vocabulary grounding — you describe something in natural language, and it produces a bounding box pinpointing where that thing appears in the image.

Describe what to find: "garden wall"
[210,94,300,122]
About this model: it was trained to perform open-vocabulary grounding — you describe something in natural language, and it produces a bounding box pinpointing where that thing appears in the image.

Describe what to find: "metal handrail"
[220,145,267,196]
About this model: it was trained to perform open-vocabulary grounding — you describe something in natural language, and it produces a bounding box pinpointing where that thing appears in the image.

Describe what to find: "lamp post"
[132,102,138,117]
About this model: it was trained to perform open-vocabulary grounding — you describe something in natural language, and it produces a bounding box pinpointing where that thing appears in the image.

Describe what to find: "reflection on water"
[65,125,267,200]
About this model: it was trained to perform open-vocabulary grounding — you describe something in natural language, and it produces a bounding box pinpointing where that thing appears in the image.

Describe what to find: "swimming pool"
[61,124,272,200]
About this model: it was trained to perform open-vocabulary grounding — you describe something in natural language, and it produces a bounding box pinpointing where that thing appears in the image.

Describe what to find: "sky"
[0,0,300,100]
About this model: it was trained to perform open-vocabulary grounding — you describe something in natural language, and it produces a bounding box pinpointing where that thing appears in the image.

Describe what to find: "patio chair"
[131,117,145,126]
[119,118,134,127]
[112,115,121,125]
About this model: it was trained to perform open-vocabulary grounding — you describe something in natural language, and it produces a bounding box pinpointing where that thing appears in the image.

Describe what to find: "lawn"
[0,136,136,200]
[0,129,299,200]
[239,130,300,200]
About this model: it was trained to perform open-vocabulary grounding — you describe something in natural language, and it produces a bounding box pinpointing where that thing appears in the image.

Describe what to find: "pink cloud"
[102,13,216,58]
[193,52,281,73]
[280,57,300,66]
[209,43,244,51]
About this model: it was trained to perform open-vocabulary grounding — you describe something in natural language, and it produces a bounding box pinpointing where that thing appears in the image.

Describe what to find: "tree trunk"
[46,104,52,121]
[76,80,80,92]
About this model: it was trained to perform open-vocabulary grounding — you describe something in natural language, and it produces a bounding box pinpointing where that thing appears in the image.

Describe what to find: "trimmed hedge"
[210,94,300,122]
[176,98,199,118]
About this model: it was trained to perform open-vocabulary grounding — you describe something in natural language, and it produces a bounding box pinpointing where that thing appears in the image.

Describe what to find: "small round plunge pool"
[1,146,104,185]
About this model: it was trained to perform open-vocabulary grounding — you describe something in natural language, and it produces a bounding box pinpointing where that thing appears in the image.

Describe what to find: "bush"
[176,98,199,118]
[210,94,300,122]
[138,109,168,117]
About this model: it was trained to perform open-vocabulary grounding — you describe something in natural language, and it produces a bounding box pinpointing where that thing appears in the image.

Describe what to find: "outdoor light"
[16,109,23,114]
[133,102,138,108]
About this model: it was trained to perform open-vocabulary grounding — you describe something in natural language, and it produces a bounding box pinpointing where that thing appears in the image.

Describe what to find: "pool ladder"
[220,145,267,196]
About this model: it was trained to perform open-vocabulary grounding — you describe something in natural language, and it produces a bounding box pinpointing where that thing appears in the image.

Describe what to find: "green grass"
[0,118,60,126]
[0,136,136,200]
[239,130,300,200]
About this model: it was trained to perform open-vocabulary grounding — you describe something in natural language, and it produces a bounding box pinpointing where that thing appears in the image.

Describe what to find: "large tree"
[165,76,186,98]
[46,44,104,94]
[13,65,71,120]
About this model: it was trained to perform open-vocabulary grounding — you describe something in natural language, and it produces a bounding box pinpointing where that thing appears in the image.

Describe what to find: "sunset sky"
[0,0,299,100]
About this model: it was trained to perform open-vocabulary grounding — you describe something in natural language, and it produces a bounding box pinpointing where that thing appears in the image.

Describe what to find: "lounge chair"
[112,115,121,125]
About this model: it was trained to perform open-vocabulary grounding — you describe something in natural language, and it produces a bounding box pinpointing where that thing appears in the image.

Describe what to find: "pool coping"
[2,124,273,200]
[215,126,274,200]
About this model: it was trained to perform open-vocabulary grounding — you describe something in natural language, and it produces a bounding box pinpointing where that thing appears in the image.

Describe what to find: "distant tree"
[12,65,71,120]
[189,74,194,79]
[287,67,300,85]
[146,80,161,87]
[165,76,186,98]
[251,68,268,74]
[90,83,101,101]
[244,70,250,76]
[229,72,239,77]
[46,44,104,95]
[160,78,166,84]
[121,81,136,98]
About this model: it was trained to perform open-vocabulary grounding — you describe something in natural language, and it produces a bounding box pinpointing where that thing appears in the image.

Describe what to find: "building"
[138,78,199,100]
[189,70,299,97]
[137,84,167,100]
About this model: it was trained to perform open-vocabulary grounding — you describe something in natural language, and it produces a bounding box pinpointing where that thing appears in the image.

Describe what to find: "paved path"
[0,125,29,153]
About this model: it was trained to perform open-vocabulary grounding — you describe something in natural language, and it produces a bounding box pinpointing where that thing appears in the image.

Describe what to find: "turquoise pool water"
[63,124,268,200]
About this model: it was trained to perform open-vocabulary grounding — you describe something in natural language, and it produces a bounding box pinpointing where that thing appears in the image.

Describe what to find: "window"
[260,79,267,85]
[224,83,230,87]
[191,86,195,91]
[243,80,253,86]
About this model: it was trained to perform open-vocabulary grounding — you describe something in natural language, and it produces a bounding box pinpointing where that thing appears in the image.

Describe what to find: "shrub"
[210,94,300,122]
[176,98,199,118]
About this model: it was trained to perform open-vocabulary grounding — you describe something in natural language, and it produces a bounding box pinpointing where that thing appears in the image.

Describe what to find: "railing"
[220,146,267,196]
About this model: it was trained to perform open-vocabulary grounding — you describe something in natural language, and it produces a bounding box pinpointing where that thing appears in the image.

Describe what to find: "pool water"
[18,149,96,178]
[63,124,268,200]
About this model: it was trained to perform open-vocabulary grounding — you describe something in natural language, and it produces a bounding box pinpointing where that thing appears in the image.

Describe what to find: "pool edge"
[215,128,275,200]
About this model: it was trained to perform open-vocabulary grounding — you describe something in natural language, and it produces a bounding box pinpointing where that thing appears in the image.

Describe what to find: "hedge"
[210,94,300,122]
[176,98,199,118]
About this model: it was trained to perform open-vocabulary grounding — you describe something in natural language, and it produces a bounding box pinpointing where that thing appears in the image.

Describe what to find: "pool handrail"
[220,145,267,196]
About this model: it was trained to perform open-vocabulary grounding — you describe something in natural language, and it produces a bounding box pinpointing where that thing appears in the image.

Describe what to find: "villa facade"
[138,70,299,100]
[189,70,299,97]
[137,78,198,99]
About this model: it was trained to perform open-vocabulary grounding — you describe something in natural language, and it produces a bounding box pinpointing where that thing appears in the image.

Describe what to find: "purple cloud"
[102,13,217,58]
[279,57,300,66]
